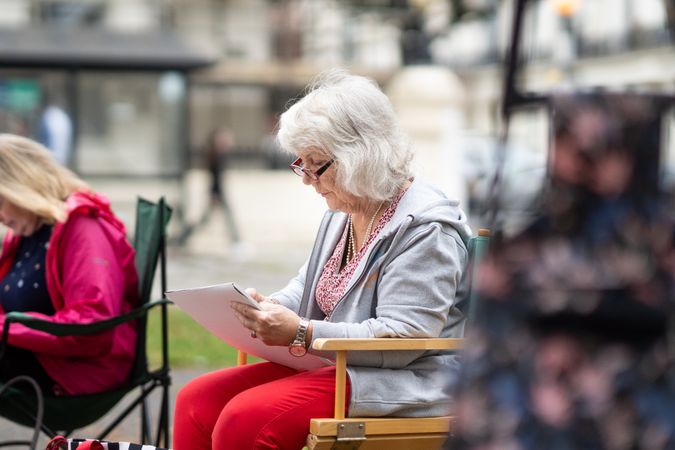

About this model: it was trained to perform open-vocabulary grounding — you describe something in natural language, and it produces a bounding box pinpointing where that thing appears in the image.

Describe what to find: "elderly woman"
[0,134,138,396]
[173,70,472,450]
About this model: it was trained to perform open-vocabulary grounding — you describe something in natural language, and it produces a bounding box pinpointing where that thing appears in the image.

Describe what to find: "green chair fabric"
[0,197,172,447]
[465,228,490,322]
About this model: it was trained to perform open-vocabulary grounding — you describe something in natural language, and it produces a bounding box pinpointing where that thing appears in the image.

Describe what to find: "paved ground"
[0,168,328,448]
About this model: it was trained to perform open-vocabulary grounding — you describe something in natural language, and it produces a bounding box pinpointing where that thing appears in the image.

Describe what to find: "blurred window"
[37,0,106,26]
[0,70,69,147]
[76,72,186,177]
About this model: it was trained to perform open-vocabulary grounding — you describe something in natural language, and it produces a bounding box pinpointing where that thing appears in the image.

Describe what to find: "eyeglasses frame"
[289,157,334,180]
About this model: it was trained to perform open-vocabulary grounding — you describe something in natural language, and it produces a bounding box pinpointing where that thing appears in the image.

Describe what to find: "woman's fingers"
[230,292,290,344]
[230,302,258,329]
[231,302,274,331]
[245,287,266,303]
[230,302,300,346]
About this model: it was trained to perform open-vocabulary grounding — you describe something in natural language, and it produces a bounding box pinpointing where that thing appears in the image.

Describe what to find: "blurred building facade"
[0,0,408,177]
[440,0,675,221]
[0,0,213,177]
[441,0,674,134]
[179,0,407,169]
[0,0,673,191]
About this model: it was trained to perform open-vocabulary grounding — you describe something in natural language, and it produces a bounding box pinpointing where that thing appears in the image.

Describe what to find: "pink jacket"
[0,191,139,395]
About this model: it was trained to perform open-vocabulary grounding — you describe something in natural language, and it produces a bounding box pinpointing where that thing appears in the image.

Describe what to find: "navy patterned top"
[0,224,54,314]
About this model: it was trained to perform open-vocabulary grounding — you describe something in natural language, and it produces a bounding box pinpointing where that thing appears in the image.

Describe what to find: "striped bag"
[46,436,170,450]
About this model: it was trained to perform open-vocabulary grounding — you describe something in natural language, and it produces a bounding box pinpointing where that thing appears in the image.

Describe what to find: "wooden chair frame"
[238,338,463,449]
[236,229,488,449]
[305,338,463,450]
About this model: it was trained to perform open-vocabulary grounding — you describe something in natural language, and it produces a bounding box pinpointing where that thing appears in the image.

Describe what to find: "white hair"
[277,69,413,201]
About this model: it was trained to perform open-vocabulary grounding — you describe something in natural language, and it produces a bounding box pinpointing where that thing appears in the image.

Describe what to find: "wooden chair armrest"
[311,337,464,351]
[311,337,463,420]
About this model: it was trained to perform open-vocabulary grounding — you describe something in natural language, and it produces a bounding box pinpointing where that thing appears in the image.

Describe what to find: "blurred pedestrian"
[178,127,242,246]
[37,94,73,167]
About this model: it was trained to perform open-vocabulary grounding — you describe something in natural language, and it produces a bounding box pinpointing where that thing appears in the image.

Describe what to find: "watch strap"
[292,318,309,348]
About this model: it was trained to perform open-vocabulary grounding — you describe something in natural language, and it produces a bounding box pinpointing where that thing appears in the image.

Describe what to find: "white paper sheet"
[166,282,331,371]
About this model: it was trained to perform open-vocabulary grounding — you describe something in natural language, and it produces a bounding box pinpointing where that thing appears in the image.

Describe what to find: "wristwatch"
[289,318,310,357]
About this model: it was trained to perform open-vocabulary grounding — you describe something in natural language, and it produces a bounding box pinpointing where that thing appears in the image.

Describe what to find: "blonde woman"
[0,134,138,395]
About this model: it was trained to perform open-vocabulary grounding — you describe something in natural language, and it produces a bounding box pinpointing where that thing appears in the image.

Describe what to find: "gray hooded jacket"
[271,178,472,417]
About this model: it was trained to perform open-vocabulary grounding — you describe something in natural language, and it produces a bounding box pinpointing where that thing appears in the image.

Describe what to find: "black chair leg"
[141,397,152,444]
[156,383,170,447]
[0,376,44,449]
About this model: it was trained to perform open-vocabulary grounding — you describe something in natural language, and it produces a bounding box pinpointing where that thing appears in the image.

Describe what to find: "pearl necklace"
[346,200,386,264]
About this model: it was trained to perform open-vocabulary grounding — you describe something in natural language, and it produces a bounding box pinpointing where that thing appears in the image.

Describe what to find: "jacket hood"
[65,191,127,235]
[382,177,473,245]
[0,191,127,280]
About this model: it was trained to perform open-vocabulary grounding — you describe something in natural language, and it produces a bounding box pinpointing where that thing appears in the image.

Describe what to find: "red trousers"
[173,362,350,450]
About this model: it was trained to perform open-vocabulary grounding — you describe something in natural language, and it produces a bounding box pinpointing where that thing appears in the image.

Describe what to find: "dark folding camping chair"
[0,197,172,448]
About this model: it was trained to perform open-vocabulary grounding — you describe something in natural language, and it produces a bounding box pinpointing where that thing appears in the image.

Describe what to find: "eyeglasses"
[289,157,334,181]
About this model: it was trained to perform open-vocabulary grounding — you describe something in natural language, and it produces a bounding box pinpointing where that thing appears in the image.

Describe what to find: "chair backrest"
[131,197,172,378]
[134,197,172,305]
[463,228,490,323]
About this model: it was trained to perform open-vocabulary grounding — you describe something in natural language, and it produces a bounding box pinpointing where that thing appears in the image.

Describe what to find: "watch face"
[289,344,307,357]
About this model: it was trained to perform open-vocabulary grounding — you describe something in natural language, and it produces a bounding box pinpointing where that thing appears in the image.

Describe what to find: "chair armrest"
[2,299,172,337]
[237,338,463,369]
[312,338,463,352]
[0,298,172,363]
[313,337,464,420]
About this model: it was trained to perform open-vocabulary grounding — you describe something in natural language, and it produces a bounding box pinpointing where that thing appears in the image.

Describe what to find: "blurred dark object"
[450,0,498,22]
[666,0,675,40]
[0,27,214,71]
[449,0,675,447]
[487,93,673,340]
[401,9,432,65]
[546,93,666,224]
[349,0,408,9]
[450,91,675,450]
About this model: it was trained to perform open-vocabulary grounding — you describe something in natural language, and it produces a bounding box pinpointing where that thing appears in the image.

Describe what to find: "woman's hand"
[230,289,300,346]
[245,288,280,306]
